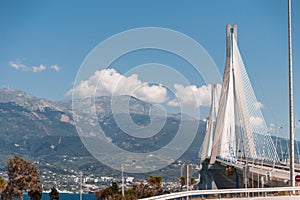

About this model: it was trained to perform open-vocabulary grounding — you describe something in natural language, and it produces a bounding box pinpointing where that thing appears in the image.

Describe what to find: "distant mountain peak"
[0,87,63,112]
[0,87,35,101]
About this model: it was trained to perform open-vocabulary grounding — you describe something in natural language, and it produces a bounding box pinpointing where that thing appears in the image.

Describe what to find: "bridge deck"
[216,159,300,185]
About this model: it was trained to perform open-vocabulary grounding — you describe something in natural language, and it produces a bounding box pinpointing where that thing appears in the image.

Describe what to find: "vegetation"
[0,176,7,193]
[178,176,195,191]
[49,186,60,200]
[95,176,164,200]
[94,182,123,200]
[0,89,204,182]
[1,156,42,200]
[28,190,42,200]
[145,176,163,195]
[179,176,185,190]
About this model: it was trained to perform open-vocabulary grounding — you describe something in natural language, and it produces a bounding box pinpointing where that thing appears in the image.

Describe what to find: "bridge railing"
[140,187,300,200]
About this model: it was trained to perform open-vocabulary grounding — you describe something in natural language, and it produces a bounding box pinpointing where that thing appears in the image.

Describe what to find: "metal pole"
[180,164,183,177]
[186,164,189,200]
[80,171,82,200]
[257,173,259,188]
[288,0,295,188]
[122,165,125,197]
[252,172,254,189]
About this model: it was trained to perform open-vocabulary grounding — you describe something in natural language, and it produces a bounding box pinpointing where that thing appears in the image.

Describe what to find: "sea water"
[20,193,96,200]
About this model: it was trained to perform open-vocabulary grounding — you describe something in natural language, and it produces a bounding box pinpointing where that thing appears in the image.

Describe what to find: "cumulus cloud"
[68,68,168,104]
[254,101,264,109]
[32,64,46,72]
[9,60,29,71]
[68,68,223,107]
[250,116,264,130]
[268,123,276,133]
[51,64,61,72]
[9,60,61,73]
[167,84,221,108]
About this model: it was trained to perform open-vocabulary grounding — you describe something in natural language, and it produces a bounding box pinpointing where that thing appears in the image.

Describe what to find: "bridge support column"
[198,160,218,190]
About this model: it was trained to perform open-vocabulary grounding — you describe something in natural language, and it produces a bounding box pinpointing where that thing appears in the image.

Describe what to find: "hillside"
[0,88,205,181]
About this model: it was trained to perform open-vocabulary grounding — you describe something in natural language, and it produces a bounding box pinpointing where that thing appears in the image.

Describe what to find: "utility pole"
[186,164,190,200]
[288,0,295,188]
[121,165,125,197]
[79,171,83,200]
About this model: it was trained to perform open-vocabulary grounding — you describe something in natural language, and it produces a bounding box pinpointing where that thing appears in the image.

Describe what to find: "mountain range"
[0,88,205,180]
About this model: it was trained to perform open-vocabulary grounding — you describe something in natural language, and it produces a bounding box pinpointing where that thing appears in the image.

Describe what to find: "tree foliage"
[133,183,154,198]
[95,176,164,200]
[0,176,7,192]
[28,190,42,200]
[179,176,185,190]
[94,182,121,200]
[178,175,194,191]
[1,156,42,200]
[49,186,60,200]
[146,176,163,195]
[146,176,162,189]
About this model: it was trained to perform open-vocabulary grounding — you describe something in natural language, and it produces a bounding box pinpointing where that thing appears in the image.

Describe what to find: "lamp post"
[178,161,184,177]
[79,171,83,200]
[121,165,124,197]
[288,0,295,188]
[121,160,135,197]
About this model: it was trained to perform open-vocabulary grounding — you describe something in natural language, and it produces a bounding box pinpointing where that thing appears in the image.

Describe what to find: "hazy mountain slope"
[0,88,206,176]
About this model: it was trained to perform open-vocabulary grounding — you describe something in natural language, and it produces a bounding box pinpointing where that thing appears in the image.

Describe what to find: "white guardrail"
[140,187,300,200]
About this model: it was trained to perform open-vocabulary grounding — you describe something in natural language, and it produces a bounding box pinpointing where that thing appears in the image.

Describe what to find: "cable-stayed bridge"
[141,24,299,200]
[199,24,300,190]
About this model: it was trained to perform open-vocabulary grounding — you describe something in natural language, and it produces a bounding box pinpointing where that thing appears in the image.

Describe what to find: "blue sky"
[0,0,300,138]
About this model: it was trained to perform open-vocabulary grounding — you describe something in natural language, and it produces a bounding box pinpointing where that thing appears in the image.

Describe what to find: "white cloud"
[68,69,223,107]
[167,84,220,108]
[32,64,46,72]
[51,64,61,72]
[254,101,264,109]
[133,83,168,103]
[250,116,264,130]
[296,121,300,130]
[68,68,168,103]
[166,99,180,107]
[268,123,276,133]
[9,60,29,71]
[9,60,60,73]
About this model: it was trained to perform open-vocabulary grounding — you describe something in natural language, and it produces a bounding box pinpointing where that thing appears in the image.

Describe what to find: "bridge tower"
[210,24,258,164]
[198,24,289,190]
[225,24,237,70]
[201,24,279,166]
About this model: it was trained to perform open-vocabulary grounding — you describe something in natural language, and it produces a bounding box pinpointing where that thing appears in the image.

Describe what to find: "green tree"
[1,156,42,200]
[133,183,153,199]
[111,182,118,194]
[191,177,195,185]
[146,176,163,196]
[179,176,185,190]
[124,189,136,200]
[94,177,164,200]
[146,176,162,188]
[94,187,113,200]
[0,176,7,192]
[28,190,42,200]
[49,186,60,200]
[94,182,120,200]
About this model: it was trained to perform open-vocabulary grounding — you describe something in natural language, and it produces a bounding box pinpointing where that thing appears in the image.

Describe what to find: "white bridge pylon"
[201,25,279,165]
